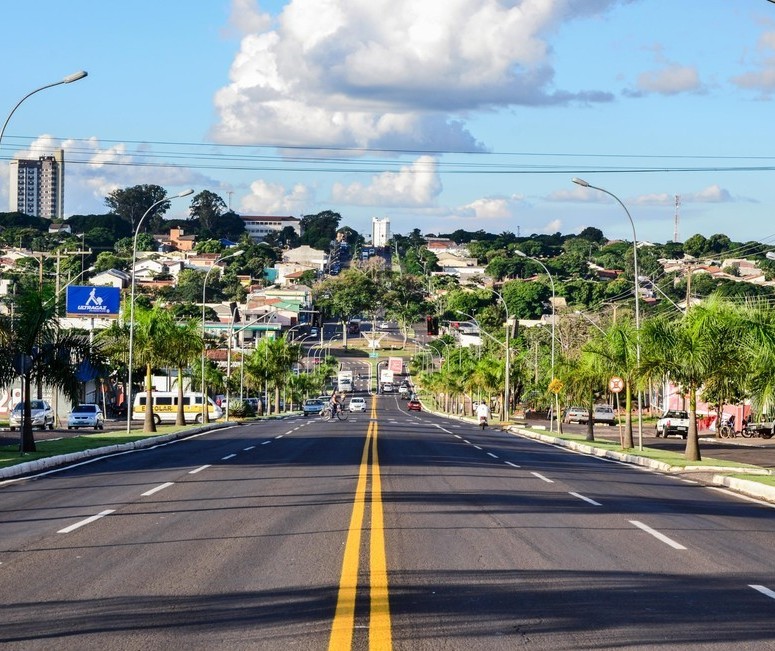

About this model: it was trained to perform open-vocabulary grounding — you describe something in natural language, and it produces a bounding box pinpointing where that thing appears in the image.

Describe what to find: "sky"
[2,0,775,245]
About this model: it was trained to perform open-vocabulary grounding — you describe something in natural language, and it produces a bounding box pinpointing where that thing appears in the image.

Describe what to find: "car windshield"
[665,411,688,418]
[29,401,46,410]
[72,405,97,413]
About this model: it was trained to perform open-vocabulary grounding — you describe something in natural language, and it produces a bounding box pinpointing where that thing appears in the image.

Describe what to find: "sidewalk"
[507,424,775,506]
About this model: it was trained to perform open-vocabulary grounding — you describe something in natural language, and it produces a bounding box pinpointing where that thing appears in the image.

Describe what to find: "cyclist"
[329,393,342,418]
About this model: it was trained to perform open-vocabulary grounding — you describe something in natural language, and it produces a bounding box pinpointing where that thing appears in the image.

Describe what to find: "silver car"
[9,400,55,431]
[67,404,104,430]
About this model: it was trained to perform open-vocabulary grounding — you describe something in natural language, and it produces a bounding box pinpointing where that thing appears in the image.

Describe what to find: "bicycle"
[320,405,349,422]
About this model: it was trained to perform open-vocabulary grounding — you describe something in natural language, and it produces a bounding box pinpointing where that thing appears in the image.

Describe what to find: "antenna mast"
[673,194,680,242]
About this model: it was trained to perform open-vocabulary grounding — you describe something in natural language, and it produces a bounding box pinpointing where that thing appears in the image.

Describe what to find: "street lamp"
[200,248,243,423]
[126,188,194,434]
[516,249,556,431]
[0,71,88,147]
[572,177,643,448]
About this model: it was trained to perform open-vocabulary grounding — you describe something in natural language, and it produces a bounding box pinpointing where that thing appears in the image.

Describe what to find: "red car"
[407,399,421,412]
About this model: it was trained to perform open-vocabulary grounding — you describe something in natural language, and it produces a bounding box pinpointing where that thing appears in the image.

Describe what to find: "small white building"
[241,215,301,242]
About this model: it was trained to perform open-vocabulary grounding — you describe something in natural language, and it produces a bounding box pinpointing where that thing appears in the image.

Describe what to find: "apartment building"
[9,149,65,219]
[241,215,301,242]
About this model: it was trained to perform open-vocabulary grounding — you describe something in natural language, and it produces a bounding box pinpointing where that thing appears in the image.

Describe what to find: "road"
[2,396,775,649]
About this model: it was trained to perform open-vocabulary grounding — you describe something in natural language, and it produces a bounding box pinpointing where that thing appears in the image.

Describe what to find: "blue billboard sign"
[66,286,121,318]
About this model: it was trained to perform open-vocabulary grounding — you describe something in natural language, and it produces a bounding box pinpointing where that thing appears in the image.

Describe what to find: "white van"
[132,391,223,424]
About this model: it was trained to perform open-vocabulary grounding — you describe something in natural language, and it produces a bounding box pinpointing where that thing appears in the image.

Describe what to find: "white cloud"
[331,155,441,207]
[240,178,312,214]
[685,184,735,203]
[211,0,619,150]
[730,28,775,95]
[542,219,563,234]
[1,135,213,217]
[637,64,702,95]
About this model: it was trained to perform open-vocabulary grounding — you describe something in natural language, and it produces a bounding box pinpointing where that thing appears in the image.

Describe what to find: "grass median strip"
[0,426,195,470]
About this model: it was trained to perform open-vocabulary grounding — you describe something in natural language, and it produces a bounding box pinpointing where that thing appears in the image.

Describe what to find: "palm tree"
[163,317,203,425]
[1,289,102,452]
[585,320,639,449]
[130,305,174,433]
[558,348,607,442]
[640,310,716,461]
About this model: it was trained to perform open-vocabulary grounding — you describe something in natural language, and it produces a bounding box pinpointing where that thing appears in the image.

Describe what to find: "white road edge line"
[487,452,499,459]
[505,461,521,468]
[189,465,211,474]
[531,472,554,483]
[261,440,272,445]
[629,520,687,550]
[58,509,115,534]
[750,585,775,600]
[569,491,602,506]
[141,482,174,497]
[243,446,256,451]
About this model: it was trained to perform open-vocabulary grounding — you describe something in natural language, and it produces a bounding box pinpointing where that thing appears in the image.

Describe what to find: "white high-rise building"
[371,217,390,248]
[9,149,65,219]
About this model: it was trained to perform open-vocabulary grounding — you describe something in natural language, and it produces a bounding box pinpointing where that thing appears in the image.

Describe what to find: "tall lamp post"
[572,177,643,449]
[200,248,243,423]
[516,250,556,430]
[0,71,88,148]
[126,189,193,434]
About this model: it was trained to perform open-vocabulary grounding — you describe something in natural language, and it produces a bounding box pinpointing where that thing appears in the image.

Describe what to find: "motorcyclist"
[476,401,491,429]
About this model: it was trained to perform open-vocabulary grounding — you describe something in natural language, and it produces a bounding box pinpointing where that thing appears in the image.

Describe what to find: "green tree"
[300,210,341,249]
[190,190,227,234]
[501,279,551,320]
[1,289,102,452]
[314,270,380,348]
[105,185,170,233]
[163,318,204,425]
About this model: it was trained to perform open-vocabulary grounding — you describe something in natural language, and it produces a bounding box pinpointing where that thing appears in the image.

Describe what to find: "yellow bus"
[132,391,223,424]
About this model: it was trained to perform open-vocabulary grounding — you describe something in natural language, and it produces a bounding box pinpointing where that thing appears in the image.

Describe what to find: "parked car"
[9,400,55,431]
[563,406,589,424]
[592,404,616,426]
[656,410,690,438]
[302,398,325,417]
[348,397,367,412]
[407,398,422,412]
[67,404,104,430]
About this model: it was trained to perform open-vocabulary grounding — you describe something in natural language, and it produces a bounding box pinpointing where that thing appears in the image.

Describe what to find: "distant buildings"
[9,149,65,219]
[371,217,390,248]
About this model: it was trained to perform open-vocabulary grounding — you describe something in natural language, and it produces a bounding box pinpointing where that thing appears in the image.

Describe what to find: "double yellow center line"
[328,399,392,650]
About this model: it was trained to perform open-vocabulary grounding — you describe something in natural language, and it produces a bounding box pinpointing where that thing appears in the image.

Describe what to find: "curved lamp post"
[516,250,556,430]
[572,177,643,449]
[0,71,88,148]
[200,248,243,423]
[126,189,194,434]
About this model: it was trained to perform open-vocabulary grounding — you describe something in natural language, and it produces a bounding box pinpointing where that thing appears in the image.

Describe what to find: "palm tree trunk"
[20,373,36,453]
[144,363,156,433]
[176,364,186,425]
[623,383,634,448]
[685,385,702,461]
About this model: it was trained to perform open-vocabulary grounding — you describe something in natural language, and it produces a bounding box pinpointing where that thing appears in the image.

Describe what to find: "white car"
[348,397,367,412]
[67,404,104,430]
[9,400,55,431]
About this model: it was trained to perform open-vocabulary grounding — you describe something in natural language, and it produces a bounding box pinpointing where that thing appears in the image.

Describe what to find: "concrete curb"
[0,422,237,481]
[507,425,775,504]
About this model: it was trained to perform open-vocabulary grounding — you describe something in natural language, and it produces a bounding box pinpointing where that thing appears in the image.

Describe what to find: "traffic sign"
[609,376,624,393]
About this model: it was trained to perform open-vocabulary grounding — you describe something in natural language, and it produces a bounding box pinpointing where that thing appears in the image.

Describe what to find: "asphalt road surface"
[2,395,775,649]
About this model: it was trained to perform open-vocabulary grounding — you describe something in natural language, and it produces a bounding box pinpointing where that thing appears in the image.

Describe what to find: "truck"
[379,368,394,393]
[656,409,691,439]
[337,370,353,392]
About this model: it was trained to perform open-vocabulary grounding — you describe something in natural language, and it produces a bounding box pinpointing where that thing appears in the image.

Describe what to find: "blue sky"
[2,0,775,245]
